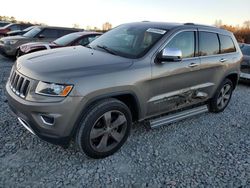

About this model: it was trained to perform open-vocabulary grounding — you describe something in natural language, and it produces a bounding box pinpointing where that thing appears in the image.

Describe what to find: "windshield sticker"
[146,28,166,35]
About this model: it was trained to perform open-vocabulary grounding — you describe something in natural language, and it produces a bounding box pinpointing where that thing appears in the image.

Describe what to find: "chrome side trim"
[17,117,36,135]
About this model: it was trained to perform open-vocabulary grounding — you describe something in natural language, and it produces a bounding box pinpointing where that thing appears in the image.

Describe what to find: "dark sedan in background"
[17,31,101,57]
[6,26,37,36]
[0,23,33,37]
[239,43,250,79]
[0,21,11,27]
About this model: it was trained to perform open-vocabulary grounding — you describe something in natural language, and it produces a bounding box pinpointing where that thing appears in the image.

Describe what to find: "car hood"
[16,46,133,82]
[20,42,53,52]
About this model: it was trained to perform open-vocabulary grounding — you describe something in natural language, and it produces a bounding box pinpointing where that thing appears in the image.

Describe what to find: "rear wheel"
[208,79,233,113]
[75,98,132,159]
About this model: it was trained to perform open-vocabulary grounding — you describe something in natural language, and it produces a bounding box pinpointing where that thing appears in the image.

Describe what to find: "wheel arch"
[71,91,141,138]
[224,72,239,89]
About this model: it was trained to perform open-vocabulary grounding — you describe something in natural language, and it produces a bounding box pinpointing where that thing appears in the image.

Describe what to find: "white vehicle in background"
[240,43,250,80]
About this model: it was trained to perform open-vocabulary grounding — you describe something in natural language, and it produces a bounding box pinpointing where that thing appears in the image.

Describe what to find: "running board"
[150,105,208,129]
[240,72,250,80]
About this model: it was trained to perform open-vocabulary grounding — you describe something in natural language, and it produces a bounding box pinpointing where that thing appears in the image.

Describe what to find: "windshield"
[23,27,41,38]
[90,24,167,58]
[53,32,81,46]
[23,26,35,32]
[240,45,250,56]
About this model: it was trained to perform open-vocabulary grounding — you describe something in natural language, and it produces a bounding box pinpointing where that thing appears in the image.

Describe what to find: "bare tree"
[214,19,223,27]
[243,21,250,29]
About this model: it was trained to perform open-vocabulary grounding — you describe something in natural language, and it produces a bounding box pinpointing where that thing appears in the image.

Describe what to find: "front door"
[147,30,206,117]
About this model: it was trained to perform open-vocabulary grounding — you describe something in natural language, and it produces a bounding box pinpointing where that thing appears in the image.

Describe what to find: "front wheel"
[208,79,233,113]
[75,98,132,159]
[16,49,21,59]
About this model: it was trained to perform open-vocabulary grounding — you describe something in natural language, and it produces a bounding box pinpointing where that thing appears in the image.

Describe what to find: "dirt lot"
[0,54,250,187]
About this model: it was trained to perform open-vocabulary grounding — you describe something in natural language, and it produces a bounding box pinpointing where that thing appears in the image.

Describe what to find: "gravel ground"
[0,54,250,187]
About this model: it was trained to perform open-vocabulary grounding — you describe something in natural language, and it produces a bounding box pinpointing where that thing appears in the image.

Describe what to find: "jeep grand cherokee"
[6,22,242,158]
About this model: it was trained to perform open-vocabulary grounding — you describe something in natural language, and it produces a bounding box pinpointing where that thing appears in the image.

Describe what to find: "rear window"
[219,35,236,53]
[199,32,220,56]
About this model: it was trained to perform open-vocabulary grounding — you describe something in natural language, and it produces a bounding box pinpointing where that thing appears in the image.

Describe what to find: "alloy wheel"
[89,110,127,153]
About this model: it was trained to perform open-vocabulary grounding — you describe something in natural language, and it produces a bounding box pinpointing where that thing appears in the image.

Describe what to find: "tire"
[208,78,233,113]
[16,49,21,59]
[75,98,132,159]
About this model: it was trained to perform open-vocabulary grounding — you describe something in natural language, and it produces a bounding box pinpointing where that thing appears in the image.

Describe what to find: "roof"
[36,25,83,31]
[123,21,232,35]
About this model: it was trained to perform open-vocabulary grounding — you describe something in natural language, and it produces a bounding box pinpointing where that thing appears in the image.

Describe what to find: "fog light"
[40,115,55,126]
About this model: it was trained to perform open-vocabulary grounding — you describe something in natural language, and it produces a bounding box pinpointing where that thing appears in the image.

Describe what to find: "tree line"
[215,20,250,44]
[0,15,44,25]
[1,15,250,43]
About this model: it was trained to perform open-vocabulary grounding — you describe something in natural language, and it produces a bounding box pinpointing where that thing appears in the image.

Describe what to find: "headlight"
[4,40,18,45]
[35,81,73,97]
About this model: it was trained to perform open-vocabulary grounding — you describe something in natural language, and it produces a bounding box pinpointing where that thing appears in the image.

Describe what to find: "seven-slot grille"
[9,71,30,98]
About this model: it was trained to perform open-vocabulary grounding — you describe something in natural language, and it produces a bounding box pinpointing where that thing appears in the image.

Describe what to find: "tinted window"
[58,30,77,37]
[54,32,82,46]
[23,27,42,38]
[20,25,31,30]
[240,45,250,56]
[199,32,219,56]
[219,35,236,53]
[9,24,20,31]
[40,29,58,38]
[90,25,167,58]
[166,31,195,58]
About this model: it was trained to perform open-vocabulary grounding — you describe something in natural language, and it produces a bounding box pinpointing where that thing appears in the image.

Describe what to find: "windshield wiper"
[86,44,93,49]
[96,45,118,55]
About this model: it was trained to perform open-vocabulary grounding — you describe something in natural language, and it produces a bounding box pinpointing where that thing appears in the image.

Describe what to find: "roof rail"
[184,23,195,25]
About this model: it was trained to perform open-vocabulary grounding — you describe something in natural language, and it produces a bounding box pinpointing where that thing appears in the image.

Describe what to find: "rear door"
[148,29,205,117]
[37,28,59,42]
[197,31,237,97]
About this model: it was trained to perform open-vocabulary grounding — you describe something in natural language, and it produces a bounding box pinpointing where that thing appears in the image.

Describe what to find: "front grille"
[9,71,30,98]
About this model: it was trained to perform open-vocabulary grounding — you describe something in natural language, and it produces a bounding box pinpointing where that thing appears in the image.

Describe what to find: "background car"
[0,21,11,27]
[239,43,250,79]
[17,31,101,57]
[6,26,37,37]
[0,23,33,37]
[0,26,83,57]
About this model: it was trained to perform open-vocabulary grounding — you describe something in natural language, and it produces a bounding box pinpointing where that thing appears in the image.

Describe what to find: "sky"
[1,0,249,29]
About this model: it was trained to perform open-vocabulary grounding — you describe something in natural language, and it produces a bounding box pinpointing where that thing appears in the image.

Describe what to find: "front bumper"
[6,80,84,146]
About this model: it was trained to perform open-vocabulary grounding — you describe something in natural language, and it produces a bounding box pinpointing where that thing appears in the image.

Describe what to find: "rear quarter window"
[219,35,236,53]
[199,32,220,56]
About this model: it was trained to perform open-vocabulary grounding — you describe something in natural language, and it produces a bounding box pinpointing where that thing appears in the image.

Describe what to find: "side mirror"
[157,48,182,63]
[38,34,45,39]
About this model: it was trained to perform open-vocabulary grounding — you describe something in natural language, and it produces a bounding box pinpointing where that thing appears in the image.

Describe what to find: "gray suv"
[6,22,242,158]
[0,26,82,57]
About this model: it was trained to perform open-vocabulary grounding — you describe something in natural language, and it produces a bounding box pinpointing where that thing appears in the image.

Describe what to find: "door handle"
[220,58,227,63]
[189,63,199,68]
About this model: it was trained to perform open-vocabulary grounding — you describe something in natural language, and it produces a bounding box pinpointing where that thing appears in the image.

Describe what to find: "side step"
[150,105,208,129]
[240,72,250,80]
